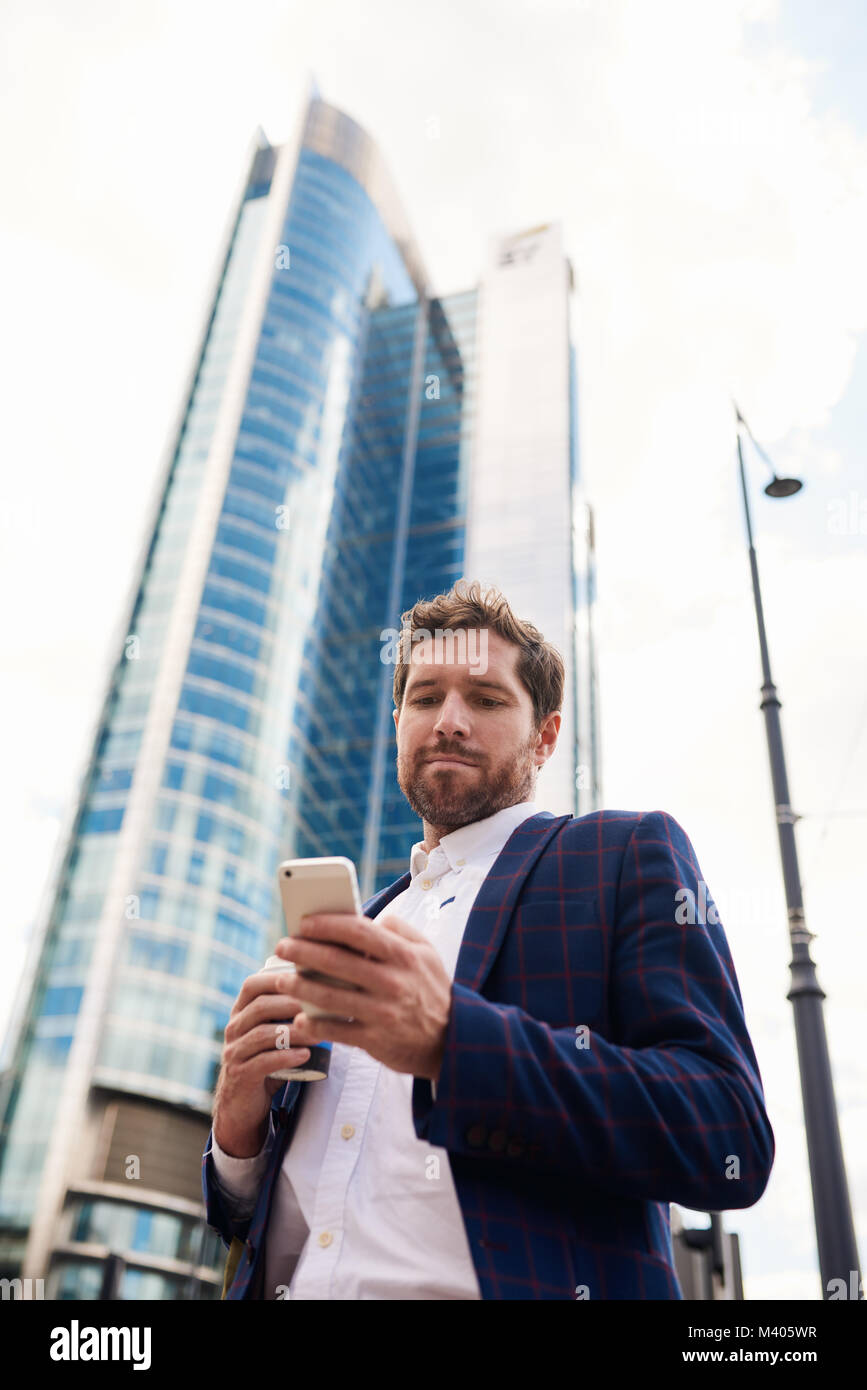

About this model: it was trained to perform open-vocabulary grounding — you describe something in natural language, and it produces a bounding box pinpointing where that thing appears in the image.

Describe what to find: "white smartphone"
[276,856,365,1020]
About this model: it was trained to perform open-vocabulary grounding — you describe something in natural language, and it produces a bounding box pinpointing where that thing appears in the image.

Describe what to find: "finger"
[278,937,390,991]
[227,976,304,1041]
[278,977,373,1026]
[231,966,300,1018]
[271,1012,321,1048]
[283,913,375,959]
[282,912,414,961]
[295,1011,364,1045]
[230,1022,313,1067]
[248,1046,315,1080]
[269,1034,316,1061]
[267,1045,314,1065]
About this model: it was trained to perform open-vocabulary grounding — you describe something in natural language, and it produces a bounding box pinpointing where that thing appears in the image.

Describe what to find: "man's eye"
[412,696,501,707]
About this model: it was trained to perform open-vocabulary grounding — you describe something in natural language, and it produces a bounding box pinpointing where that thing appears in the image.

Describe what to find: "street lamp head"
[764,476,803,499]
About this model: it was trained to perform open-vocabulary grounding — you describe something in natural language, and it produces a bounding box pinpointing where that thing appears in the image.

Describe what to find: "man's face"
[393,628,560,832]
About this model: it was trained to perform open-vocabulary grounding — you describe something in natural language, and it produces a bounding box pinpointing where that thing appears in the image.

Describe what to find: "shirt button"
[340,1124,355,1140]
[457,858,466,866]
[422,880,431,889]
[318,1231,333,1247]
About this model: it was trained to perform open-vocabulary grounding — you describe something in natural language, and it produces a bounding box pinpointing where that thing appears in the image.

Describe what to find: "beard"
[396,728,539,832]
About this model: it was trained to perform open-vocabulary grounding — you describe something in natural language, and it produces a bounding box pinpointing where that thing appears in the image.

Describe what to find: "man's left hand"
[273,913,452,1083]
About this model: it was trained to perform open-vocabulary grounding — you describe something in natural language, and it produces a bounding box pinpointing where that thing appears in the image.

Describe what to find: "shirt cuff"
[210,1112,275,1206]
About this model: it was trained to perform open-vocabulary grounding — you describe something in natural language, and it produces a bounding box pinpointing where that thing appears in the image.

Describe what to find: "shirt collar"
[409,799,539,880]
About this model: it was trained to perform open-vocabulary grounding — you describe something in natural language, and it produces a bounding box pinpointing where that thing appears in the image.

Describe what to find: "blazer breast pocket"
[507,896,605,1028]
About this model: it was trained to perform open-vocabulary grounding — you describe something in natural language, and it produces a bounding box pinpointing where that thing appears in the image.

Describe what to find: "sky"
[1,0,865,1300]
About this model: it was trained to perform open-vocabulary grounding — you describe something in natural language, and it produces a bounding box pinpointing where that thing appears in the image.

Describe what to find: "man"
[202,578,774,1299]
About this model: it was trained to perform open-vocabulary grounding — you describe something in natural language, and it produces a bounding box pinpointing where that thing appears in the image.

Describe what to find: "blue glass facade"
[0,167,271,1246]
[0,98,586,1299]
[82,148,436,1123]
[291,287,476,890]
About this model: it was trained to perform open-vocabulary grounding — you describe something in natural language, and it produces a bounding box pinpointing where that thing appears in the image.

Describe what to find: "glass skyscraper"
[0,84,600,1299]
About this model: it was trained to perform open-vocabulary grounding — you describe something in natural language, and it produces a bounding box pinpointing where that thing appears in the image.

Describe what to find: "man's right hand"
[212,966,320,1158]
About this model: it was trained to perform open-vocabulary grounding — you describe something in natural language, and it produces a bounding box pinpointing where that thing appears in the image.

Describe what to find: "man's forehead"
[405,629,518,682]
[405,627,512,654]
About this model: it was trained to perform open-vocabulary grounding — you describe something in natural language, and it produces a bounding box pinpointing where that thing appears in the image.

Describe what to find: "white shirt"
[210,799,539,1299]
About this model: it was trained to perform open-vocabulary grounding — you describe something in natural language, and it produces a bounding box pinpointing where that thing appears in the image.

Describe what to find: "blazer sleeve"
[411,809,775,1212]
[201,1119,274,1248]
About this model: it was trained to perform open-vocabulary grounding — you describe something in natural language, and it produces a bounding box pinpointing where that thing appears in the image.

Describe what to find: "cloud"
[1,0,865,1298]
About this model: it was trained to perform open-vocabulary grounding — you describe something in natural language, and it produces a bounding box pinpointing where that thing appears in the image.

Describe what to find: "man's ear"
[533,710,560,767]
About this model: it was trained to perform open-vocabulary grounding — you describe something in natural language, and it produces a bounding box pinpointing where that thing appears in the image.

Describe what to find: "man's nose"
[433,691,470,736]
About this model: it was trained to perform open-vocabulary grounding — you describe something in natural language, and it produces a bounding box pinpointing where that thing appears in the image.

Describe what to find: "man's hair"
[392,578,564,730]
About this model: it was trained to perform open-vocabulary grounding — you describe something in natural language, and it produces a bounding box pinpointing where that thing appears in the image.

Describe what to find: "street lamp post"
[735,406,862,1299]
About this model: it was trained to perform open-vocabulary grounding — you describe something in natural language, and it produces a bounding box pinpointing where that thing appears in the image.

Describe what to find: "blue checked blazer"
[202,808,775,1299]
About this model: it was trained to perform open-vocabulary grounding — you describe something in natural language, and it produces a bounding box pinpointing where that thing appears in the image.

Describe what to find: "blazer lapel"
[452,811,571,993]
[362,871,412,919]
[363,811,572,995]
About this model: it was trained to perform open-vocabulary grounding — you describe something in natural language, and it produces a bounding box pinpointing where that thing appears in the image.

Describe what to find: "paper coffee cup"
[258,955,332,1081]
